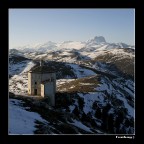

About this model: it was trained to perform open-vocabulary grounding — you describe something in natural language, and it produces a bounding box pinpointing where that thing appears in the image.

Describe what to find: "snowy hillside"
[9,55,35,95]
[9,36,134,134]
[9,99,48,134]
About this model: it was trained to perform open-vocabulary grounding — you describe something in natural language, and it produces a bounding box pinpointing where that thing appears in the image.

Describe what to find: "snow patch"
[67,64,96,78]
[9,99,48,134]
[70,119,93,133]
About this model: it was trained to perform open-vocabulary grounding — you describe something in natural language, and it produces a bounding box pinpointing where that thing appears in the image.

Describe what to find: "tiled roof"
[29,66,55,73]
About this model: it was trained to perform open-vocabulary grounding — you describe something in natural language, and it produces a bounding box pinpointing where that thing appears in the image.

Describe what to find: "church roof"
[29,66,55,73]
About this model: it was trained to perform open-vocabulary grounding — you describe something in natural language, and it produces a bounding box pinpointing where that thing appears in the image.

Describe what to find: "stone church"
[28,61,56,106]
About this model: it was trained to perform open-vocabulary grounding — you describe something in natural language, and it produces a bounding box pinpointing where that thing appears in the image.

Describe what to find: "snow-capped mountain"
[10,36,134,54]
[58,41,85,50]
[12,41,58,53]
[86,36,106,46]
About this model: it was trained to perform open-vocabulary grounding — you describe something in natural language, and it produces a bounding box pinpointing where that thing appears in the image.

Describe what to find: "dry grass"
[57,75,100,93]
[94,52,134,78]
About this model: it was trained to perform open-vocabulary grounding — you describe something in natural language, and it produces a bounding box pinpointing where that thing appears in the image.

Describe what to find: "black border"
[8,0,136,8]
[1,0,140,143]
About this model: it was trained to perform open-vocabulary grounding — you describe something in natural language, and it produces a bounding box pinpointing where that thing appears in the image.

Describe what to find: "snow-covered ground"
[56,64,96,90]
[78,92,105,114]
[9,60,30,76]
[56,79,75,87]
[79,48,134,60]
[67,63,96,78]
[115,93,134,118]
[96,77,134,118]
[69,119,93,133]
[9,61,35,95]
[9,99,48,134]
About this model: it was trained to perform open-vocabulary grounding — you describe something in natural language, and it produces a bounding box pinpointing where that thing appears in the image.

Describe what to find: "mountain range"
[10,36,134,53]
[9,36,135,134]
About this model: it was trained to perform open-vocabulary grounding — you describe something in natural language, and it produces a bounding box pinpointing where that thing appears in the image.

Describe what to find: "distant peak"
[86,36,106,45]
[93,36,106,43]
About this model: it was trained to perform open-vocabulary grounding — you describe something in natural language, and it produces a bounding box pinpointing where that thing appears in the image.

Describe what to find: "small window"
[35,82,37,84]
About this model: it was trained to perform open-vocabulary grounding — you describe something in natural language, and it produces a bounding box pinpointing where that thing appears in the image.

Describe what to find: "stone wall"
[28,72,56,98]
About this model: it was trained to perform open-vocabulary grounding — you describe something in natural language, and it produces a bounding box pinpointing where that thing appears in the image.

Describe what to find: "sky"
[9,9,135,49]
